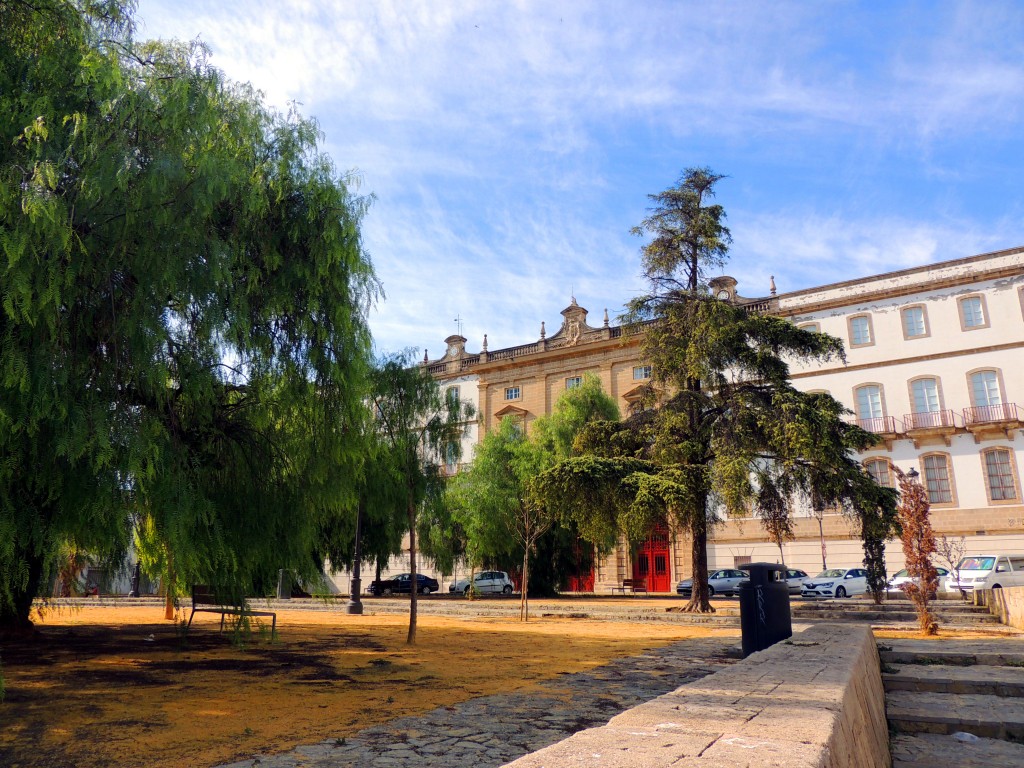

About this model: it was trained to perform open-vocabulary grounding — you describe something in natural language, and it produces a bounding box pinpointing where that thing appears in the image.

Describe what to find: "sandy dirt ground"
[0,604,739,768]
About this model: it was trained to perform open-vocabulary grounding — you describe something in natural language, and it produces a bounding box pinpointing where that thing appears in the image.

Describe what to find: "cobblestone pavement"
[217,636,738,768]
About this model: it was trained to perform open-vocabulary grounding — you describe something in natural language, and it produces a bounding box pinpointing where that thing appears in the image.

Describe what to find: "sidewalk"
[215,636,739,768]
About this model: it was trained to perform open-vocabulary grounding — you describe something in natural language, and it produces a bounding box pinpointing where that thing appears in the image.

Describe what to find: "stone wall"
[501,624,890,768]
[976,585,1024,631]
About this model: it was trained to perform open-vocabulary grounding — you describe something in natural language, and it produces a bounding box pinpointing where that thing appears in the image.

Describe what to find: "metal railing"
[963,402,1022,425]
[853,416,900,434]
[902,409,959,431]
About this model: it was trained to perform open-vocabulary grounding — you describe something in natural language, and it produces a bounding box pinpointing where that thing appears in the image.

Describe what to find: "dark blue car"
[367,573,439,596]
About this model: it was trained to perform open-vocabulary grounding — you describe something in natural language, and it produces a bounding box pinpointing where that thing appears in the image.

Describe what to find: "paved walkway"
[216,637,738,768]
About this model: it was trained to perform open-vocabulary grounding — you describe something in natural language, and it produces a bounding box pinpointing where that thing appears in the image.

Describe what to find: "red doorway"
[632,525,670,592]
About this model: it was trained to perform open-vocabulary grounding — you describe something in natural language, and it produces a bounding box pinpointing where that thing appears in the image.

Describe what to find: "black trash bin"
[738,562,792,658]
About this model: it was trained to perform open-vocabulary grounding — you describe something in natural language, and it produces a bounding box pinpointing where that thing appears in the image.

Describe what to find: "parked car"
[676,569,749,597]
[367,573,439,596]
[801,568,869,598]
[783,568,810,594]
[449,570,515,596]
[887,567,949,596]
[944,555,1024,594]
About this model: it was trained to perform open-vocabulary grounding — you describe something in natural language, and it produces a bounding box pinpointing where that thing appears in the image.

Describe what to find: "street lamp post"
[346,504,364,615]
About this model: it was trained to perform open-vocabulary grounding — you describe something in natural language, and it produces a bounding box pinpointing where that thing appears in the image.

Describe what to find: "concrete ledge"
[975,586,1024,631]
[502,624,889,768]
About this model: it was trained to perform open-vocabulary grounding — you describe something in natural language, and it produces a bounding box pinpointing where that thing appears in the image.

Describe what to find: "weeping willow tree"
[0,0,376,631]
[538,169,896,612]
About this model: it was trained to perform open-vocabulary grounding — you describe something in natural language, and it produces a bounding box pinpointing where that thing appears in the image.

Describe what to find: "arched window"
[958,295,989,330]
[981,448,1020,503]
[853,384,886,432]
[847,314,874,347]
[900,305,929,339]
[863,458,893,488]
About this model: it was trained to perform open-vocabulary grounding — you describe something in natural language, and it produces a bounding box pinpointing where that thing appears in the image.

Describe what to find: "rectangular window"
[923,455,953,504]
[632,366,652,380]
[902,306,926,338]
[970,371,1001,407]
[985,450,1017,501]
[960,296,986,329]
[798,322,820,333]
[565,376,582,390]
[911,378,940,413]
[447,386,460,404]
[855,385,883,420]
[849,315,872,346]
[504,386,521,401]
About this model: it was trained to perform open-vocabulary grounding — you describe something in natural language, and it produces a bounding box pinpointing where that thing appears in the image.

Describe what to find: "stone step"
[886,690,1024,741]
[891,732,1024,768]
[794,609,999,624]
[790,606,991,618]
[883,664,1024,697]
[880,639,1024,668]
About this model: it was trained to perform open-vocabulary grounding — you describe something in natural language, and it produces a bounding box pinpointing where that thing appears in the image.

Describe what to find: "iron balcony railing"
[962,402,1022,425]
[853,416,900,434]
[902,409,960,431]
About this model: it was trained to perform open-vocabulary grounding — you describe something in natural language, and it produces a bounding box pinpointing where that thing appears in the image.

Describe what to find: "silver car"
[676,569,749,597]
[449,570,515,596]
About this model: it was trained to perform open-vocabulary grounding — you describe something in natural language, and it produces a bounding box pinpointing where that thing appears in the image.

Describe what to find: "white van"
[944,555,1024,593]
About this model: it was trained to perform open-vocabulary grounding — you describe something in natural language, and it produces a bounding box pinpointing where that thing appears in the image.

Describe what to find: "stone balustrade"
[976,585,1024,631]
[501,623,890,768]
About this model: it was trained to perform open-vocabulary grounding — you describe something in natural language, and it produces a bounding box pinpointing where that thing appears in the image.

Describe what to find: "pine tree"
[539,169,896,612]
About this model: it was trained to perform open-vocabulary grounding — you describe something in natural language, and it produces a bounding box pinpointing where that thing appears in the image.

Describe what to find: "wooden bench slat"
[188,585,277,634]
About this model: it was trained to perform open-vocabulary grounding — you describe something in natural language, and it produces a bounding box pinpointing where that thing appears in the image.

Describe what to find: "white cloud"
[731,210,1021,299]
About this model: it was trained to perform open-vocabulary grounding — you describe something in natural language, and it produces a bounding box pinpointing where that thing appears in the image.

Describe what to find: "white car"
[782,568,810,595]
[887,567,949,596]
[801,567,869,598]
[944,555,1024,594]
[449,570,515,596]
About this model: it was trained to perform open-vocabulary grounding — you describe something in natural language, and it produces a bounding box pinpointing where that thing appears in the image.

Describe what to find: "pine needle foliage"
[0,0,376,629]
[539,169,897,612]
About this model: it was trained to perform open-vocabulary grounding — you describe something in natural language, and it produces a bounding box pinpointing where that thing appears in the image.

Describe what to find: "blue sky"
[134,0,1024,357]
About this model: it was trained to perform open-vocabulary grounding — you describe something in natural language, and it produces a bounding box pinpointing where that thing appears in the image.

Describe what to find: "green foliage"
[451,380,619,613]
[0,0,376,627]
[542,168,897,612]
[369,353,472,641]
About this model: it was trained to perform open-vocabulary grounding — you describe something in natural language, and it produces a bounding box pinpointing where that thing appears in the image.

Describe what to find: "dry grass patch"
[0,605,735,768]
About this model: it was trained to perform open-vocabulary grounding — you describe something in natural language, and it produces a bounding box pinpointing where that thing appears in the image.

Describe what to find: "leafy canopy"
[0,0,376,627]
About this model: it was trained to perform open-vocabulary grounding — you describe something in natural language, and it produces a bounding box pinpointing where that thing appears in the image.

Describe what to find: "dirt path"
[0,605,739,768]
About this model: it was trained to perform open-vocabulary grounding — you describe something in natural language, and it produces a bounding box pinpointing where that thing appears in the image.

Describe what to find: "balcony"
[852,416,902,450]
[902,409,962,447]
[962,403,1023,443]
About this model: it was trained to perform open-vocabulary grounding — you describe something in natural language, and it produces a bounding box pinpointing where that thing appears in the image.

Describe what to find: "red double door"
[632,526,671,592]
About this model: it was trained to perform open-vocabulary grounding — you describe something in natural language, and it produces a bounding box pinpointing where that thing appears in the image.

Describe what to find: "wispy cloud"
[134,0,1024,353]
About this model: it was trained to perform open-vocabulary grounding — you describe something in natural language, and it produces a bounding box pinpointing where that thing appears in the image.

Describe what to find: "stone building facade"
[426,246,1024,592]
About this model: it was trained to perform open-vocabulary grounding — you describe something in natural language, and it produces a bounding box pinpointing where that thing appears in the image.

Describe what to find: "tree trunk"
[0,550,45,635]
[406,494,417,645]
[164,551,175,620]
[683,503,714,613]
[519,544,530,622]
